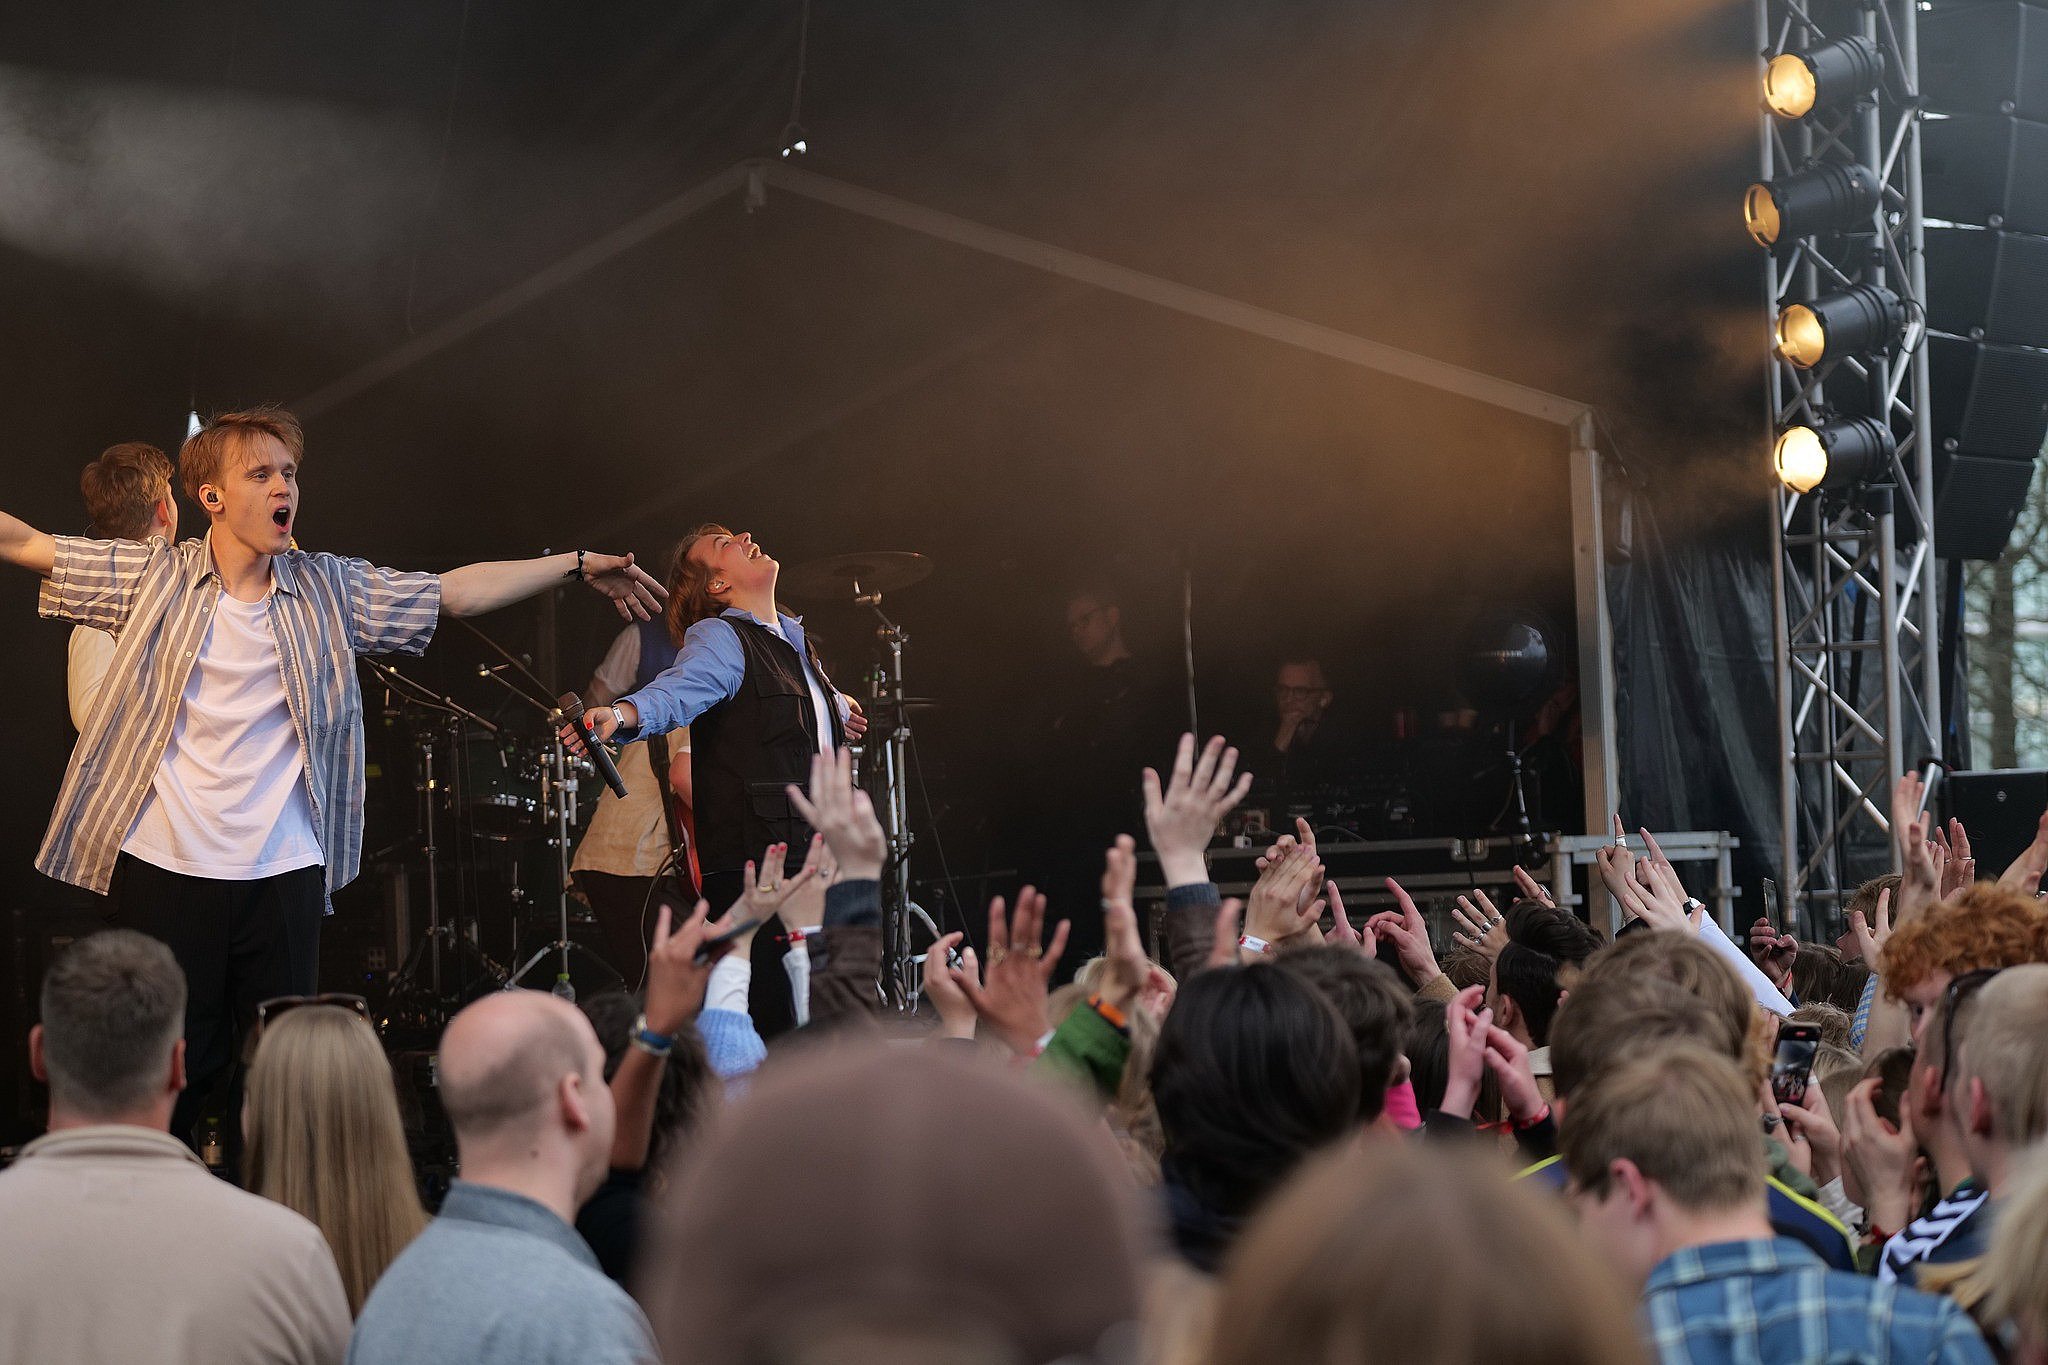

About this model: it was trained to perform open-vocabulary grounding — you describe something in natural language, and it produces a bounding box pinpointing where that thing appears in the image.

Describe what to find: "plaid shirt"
[36,533,440,896]
[1642,1238,1993,1365]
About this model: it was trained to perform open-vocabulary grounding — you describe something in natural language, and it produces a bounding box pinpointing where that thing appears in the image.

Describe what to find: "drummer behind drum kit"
[363,548,949,1036]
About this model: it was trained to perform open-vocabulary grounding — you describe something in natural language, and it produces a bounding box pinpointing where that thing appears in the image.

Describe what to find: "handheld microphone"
[557,692,629,799]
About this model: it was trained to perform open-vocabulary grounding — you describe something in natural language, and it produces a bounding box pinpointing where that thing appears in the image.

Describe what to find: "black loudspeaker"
[1924,113,2048,235]
[1922,3,2048,122]
[1935,451,2041,558]
[1925,226,2048,348]
[1927,333,2048,461]
[1944,768,2048,878]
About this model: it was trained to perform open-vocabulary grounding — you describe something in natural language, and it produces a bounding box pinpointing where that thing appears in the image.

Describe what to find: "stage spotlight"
[1745,161,1881,248]
[1774,416,1892,493]
[1764,36,1883,119]
[779,122,809,158]
[1774,283,1906,368]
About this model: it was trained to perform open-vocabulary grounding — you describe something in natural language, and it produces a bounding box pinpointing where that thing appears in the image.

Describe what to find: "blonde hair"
[1953,964,2048,1147]
[1561,1045,1764,1214]
[1207,1142,1647,1365]
[180,407,304,504]
[1970,1142,2048,1336]
[244,1007,425,1316]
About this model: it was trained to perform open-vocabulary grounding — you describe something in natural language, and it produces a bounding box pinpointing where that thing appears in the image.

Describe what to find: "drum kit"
[365,546,946,1034]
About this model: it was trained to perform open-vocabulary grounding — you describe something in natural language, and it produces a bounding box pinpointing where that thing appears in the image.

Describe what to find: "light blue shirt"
[347,1180,655,1365]
[615,607,842,743]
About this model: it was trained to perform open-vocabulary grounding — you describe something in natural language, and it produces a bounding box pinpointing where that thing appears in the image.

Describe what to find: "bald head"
[438,991,602,1146]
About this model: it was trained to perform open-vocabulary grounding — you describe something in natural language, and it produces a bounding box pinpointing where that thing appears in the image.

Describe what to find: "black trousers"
[572,868,698,988]
[107,853,324,1157]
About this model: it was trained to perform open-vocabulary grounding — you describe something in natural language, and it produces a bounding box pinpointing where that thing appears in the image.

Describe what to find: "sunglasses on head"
[1937,968,2001,1086]
[254,993,371,1035]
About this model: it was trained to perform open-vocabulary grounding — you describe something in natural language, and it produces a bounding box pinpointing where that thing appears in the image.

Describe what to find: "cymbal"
[779,551,932,601]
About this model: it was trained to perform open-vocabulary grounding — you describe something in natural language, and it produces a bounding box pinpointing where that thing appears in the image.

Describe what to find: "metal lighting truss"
[1760,0,1939,935]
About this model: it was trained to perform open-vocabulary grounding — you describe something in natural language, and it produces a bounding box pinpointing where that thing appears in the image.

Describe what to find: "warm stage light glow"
[1775,304,1826,366]
[1744,162,1880,250]
[1765,53,1818,118]
[1773,284,1906,369]
[1745,183,1783,247]
[1774,426,1828,492]
[1763,37,1882,121]
[1773,416,1891,493]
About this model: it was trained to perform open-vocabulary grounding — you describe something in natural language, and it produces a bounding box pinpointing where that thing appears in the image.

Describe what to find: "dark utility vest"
[688,614,844,875]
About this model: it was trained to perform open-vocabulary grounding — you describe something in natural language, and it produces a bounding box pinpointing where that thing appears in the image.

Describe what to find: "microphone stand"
[458,620,598,1004]
[362,658,500,1007]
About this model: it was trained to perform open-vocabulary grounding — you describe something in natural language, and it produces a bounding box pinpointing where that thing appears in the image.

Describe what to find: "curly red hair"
[1880,884,2048,998]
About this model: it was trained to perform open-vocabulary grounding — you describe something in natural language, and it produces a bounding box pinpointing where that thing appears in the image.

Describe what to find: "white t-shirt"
[122,591,323,880]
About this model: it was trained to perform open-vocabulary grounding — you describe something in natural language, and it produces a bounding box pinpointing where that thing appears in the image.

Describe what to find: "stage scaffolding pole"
[1759,0,1940,940]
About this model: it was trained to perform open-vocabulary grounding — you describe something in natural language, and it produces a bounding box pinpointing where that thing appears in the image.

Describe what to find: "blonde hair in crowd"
[244,1006,426,1316]
[1206,1141,1647,1365]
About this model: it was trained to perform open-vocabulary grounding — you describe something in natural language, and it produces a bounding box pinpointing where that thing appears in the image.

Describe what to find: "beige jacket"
[0,1125,351,1365]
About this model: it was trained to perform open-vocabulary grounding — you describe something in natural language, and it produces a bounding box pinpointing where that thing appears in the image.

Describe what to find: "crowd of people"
[9,733,2048,1365]
[12,412,2048,1364]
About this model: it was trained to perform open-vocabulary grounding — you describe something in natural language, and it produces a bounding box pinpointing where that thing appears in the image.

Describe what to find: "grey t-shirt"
[348,1180,655,1365]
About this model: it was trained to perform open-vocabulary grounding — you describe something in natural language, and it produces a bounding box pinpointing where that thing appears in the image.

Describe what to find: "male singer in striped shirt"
[2,407,665,1150]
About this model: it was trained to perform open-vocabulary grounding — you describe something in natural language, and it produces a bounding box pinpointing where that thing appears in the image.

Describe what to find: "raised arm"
[438,549,664,620]
[0,507,56,577]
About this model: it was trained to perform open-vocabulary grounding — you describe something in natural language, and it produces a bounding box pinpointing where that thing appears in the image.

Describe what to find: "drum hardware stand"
[472,669,592,1002]
[854,580,920,1003]
[362,658,500,1015]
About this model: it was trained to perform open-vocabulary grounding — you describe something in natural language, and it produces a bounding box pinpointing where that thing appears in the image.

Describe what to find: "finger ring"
[755,884,774,895]
[988,947,1009,967]
[1025,945,1043,960]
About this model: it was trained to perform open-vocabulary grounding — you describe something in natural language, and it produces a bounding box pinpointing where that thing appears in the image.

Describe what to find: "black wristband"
[574,549,586,581]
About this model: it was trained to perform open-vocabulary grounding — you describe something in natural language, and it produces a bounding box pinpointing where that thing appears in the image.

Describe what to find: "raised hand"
[921,931,977,1040]
[1450,889,1509,959]
[1245,841,1325,947]
[1205,898,1247,972]
[1097,835,1150,1011]
[1438,986,1495,1121]
[1325,882,1367,952]
[1142,734,1253,889]
[1945,818,1975,894]
[787,748,887,881]
[727,840,821,926]
[778,834,835,934]
[579,551,667,621]
[1366,877,1440,987]
[1999,807,2048,898]
[1890,774,1941,920]
[1847,886,1892,973]
[1747,915,1798,991]
[954,887,1069,1055]
[1512,864,1557,909]
[644,900,717,1035]
[1482,1022,1546,1125]
[1841,1074,1918,1234]
[1780,1087,1843,1190]
[1596,837,1702,934]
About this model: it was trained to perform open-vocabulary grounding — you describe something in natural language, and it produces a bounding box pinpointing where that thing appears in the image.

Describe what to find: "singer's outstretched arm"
[0,507,57,577]
[439,550,666,620]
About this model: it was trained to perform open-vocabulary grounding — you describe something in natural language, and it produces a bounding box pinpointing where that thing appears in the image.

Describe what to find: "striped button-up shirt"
[36,533,441,896]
